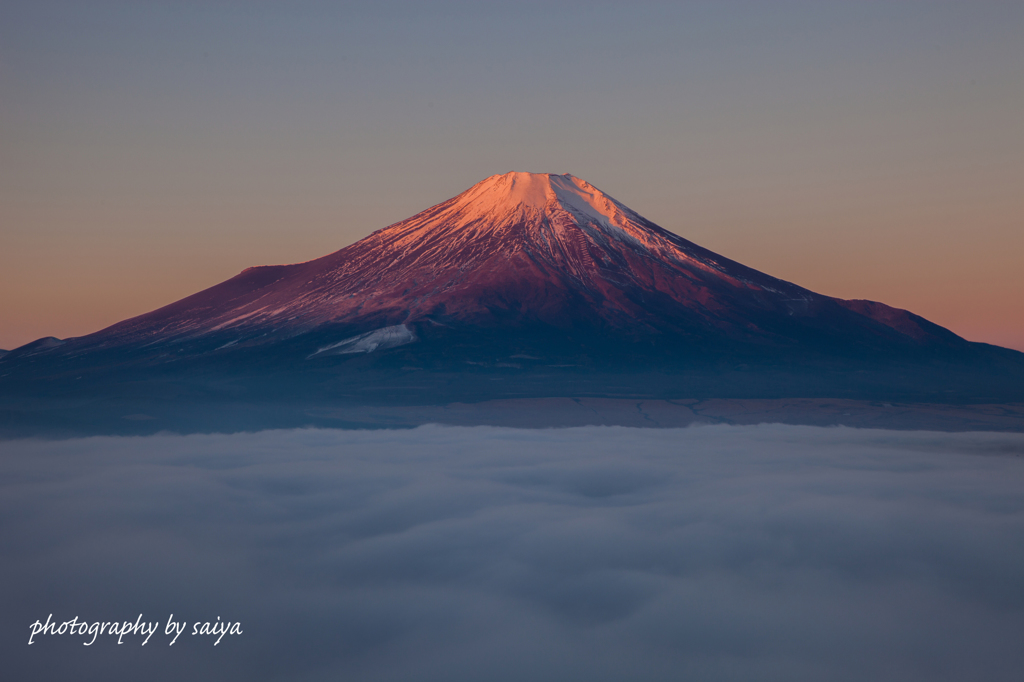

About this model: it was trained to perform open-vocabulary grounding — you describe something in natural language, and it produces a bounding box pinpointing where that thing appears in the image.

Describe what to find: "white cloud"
[2,425,1024,681]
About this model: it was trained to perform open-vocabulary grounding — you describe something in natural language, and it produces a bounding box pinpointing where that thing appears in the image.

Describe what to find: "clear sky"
[2,1,1023,351]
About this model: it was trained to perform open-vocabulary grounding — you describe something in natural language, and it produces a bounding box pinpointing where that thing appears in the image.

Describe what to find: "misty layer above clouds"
[3,425,1024,681]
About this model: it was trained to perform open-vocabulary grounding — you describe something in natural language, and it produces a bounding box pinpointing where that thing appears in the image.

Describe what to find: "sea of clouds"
[3,424,1024,681]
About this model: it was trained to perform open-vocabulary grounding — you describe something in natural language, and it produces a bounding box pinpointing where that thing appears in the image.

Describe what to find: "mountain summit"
[43,171,957,357]
[6,171,1022,414]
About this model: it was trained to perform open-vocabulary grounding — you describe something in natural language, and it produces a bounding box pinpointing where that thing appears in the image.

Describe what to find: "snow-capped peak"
[439,172,636,232]
[42,170,962,361]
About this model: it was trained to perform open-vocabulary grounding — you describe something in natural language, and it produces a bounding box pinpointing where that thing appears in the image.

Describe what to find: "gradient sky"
[2,1,1023,351]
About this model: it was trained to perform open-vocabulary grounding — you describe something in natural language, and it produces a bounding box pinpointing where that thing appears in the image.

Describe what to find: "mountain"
[3,172,1023,420]
[13,172,964,354]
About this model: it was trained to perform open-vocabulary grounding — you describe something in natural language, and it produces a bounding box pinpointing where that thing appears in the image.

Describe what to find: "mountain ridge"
[10,172,965,357]
[3,171,1022,423]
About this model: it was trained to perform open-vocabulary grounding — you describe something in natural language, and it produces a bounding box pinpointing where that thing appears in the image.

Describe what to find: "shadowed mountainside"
[2,172,1023,435]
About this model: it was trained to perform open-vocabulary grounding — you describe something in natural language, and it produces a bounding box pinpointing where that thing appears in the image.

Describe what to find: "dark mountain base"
[3,350,1024,437]
[2,393,1022,439]
[4,320,1024,438]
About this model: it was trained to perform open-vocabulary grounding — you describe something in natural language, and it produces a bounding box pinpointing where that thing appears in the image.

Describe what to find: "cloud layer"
[3,425,1024,681]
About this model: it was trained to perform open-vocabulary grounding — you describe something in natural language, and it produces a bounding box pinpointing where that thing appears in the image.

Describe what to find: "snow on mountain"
[20,172,964,359]
[309,324,417,357]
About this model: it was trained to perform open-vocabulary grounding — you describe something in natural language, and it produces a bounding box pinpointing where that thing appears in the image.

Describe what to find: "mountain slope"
[4,171,1021,416]
[47,172,961,357]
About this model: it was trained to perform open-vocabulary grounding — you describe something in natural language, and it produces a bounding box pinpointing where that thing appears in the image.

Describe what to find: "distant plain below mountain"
[3,172,1022,436]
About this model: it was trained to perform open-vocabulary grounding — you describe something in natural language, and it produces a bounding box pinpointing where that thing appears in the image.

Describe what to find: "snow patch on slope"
[308,324,417,358]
